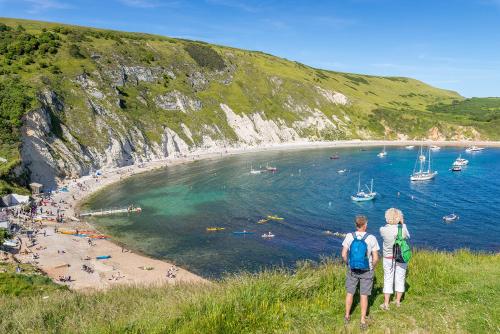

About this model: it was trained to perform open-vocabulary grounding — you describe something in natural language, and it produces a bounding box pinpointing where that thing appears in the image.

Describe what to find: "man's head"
[355,215,368,232]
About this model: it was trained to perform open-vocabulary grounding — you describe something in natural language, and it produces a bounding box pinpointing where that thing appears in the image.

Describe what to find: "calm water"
[85,147,500,277]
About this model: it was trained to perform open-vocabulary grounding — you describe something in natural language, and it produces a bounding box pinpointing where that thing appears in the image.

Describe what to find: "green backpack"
[393,223,412,263]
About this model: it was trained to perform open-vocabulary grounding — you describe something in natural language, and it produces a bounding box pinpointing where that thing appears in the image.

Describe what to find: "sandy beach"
[11,139,500,290]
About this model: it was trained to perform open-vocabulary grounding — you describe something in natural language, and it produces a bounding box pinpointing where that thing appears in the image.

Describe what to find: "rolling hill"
[0,18,497,194]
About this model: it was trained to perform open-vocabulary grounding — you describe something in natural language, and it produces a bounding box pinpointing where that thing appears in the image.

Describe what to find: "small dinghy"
[330,154,340,160]
[262,232,275,238]
[451,165,462,172]
[405,145,415,150]
[443,213,459,222]
[337,169,347,174]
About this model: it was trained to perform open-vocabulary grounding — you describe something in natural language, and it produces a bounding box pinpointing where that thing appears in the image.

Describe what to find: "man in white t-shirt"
[341,215,380,330]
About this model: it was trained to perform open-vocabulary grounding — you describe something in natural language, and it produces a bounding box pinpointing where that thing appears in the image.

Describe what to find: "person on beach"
[379,208,410,310]
[342,215,380,330]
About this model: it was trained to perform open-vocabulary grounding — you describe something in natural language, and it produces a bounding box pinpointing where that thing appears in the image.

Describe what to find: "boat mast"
[427,146,431,173]
[357,174,361,193]
[419,145,423,173]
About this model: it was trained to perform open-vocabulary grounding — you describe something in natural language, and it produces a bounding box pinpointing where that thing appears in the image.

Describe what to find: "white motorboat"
[411,146,437,181]
[453,155,469,166]
[430,145,441,151]
[337,169,347,174]
[405,145,415,150]
[443,213,459,222]
[262,232,275,238]
[465,146,484,153]
[451,165,462,172]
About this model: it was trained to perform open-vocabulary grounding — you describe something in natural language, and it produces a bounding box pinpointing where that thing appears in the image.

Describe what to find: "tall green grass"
[1,250,498,333]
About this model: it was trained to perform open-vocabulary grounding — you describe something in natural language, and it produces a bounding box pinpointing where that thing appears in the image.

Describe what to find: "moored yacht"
[411,146,437,181]
[351,177,376,201]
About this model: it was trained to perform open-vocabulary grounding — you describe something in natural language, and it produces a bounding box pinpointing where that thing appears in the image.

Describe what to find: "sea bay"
[85,146,500,277]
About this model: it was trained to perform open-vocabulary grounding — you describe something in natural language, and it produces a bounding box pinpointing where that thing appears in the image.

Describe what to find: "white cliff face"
[220,103,301,146]
[316,86,349,105]
[155,90,202,112]
[20,90,195,186]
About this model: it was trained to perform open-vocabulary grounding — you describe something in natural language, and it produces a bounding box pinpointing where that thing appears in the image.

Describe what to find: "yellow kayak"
[267,215,284,221]
[206,227,225,231]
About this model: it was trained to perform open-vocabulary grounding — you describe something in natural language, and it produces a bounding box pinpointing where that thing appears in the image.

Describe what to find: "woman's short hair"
[385,208,404,225]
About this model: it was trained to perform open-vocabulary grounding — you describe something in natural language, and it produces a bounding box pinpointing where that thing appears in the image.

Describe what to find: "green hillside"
[1,250,498,333]
[0,18,497,194]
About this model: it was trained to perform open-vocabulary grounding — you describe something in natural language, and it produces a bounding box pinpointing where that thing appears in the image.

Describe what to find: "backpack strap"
[361,233,369,241]
[397,223,403,239]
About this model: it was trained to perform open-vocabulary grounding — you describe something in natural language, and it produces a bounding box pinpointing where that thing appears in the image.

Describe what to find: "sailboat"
[411,146,437,181]
[250,165,262,174]
[351,176,376,201]
[377,145,387,157]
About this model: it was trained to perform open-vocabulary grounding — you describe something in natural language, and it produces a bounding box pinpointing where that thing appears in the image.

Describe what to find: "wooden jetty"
[79,206,142,217]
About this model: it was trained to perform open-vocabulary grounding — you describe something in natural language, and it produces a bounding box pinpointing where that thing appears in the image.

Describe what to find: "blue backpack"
[349,233,370,270]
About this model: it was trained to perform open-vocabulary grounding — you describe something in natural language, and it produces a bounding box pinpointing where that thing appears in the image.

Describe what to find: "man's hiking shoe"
[379,303,390,311]
[360,322,368,331]
[343,316,350,325]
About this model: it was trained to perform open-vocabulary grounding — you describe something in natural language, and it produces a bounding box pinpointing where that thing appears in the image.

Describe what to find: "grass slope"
[1,250,498,333]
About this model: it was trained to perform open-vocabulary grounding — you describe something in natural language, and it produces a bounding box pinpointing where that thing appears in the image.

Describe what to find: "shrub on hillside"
[184,43,225,71]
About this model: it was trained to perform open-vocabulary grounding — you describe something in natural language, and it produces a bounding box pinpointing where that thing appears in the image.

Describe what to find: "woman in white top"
[379,208,410,310]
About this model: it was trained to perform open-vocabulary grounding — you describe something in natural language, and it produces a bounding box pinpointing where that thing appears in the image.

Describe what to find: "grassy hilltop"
[1,17,499,195]
[1,250,499,333]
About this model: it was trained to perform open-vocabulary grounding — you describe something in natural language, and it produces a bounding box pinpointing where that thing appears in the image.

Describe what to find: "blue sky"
[1,0,499,97]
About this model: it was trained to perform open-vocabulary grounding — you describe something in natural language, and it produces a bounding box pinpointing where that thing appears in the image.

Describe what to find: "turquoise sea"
[85,146,500,277]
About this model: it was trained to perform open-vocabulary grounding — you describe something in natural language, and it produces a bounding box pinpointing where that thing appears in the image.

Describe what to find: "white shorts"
[383,258,407,294]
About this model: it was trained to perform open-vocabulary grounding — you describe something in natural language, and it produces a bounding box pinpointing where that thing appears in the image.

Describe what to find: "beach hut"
[30,182,43,195]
